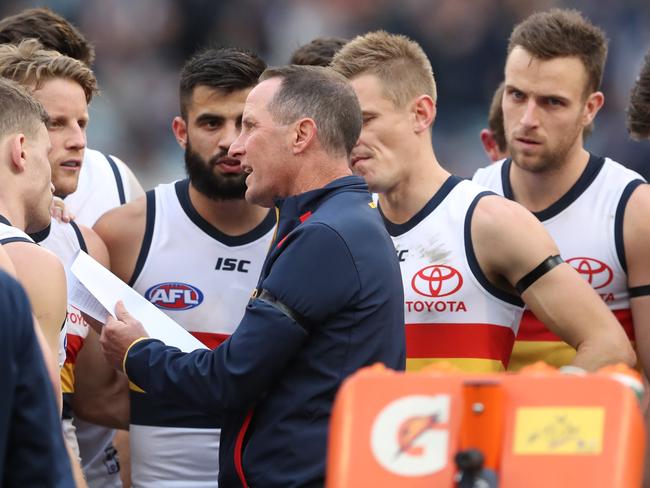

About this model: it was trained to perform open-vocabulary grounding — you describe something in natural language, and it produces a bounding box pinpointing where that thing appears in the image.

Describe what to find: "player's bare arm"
[93,195,147,283]
[620,183,650,487]
[472,195,636,370]
[0,245,16,275]
[4,242,67,362]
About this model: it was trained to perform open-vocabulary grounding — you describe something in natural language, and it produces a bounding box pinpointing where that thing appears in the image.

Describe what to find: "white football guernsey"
[34,219,89,459]
[473,155,646,369]
[65,146,133,488]
[383,176,524,372]
[129,179,275,487]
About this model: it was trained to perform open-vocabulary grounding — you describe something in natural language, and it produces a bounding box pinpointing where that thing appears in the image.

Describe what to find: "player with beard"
[94,47,274,487]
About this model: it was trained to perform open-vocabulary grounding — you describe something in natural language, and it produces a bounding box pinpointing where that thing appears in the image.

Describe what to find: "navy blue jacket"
[126,175,405,487]
[0,270,75,487]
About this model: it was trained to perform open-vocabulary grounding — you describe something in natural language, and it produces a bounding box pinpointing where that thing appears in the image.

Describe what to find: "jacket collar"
[274,175,367,221]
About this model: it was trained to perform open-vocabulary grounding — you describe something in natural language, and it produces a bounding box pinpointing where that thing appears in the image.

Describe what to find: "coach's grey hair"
[260,65,362,158]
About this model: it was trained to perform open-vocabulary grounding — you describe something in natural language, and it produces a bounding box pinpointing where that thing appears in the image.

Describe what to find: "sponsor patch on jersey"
[566,257,613,290]
[411,264,463,298]
[145,282,204,310]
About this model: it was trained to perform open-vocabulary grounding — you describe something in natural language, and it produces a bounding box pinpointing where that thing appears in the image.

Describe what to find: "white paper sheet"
[69,250,208,353]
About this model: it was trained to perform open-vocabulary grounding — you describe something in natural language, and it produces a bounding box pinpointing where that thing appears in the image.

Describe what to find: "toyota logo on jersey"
[566,257,613,290]
[145,282,204,310]
[411,265,463,298]
[371,395,450,477]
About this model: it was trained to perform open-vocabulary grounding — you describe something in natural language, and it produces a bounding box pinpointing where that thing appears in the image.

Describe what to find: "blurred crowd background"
[1,0,649,188]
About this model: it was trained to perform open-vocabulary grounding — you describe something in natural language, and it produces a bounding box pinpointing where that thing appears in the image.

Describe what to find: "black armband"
[257,289,313,333]
[515,255,564,295]
[629,285,650,298]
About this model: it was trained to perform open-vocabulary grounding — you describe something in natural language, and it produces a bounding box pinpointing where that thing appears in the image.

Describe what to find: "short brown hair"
[0,7,95,66]
[331,30,436,108]
[260,65,362,158]
[0,77,48,139]
[487,82,506,152]
[627,51,650,140]
[508,9,608,96]
[289,37,347,67]
[179,47,265,120]
[0,39,97,103]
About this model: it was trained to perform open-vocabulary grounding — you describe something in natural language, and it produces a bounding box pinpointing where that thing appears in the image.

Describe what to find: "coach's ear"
[172,117,188,150]
[291,117,317,155]
[411,95,435,134]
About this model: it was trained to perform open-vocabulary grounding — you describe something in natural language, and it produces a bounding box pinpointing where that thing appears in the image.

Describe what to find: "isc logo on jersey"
[407,264,467,313]
[145,282,204,310]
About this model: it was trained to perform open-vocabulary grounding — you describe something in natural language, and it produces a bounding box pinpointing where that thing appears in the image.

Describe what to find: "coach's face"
[229,78,294,207]
[348,74,414,193]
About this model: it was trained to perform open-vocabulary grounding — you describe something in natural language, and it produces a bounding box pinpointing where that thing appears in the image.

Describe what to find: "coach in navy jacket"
[101,65,405,487]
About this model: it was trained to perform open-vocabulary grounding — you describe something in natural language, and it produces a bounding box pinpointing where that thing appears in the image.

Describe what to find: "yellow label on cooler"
[513,407,604,455]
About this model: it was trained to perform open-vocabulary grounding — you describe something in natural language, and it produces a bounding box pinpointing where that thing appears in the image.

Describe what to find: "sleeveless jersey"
[473,155,646,369]
[383,176,524,372]
[129,179,276,487]
[35,219,89,402]
[34,219,89,460]
[65,146,132,488]
[65,148,131,226]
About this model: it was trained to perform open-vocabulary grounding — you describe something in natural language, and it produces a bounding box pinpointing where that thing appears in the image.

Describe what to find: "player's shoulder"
[471,192,538,237]
[472,158,507,185]
[4,240,65,279]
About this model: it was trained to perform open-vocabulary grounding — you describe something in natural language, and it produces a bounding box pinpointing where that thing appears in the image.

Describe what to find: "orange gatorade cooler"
[326,363,645,488]
[326,364,464,487]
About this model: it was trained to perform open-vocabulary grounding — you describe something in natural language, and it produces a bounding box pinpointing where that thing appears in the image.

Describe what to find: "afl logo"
[145,282,204,310]
[371,395,450,477]
[566,257,613,290]
[411,265,463,298]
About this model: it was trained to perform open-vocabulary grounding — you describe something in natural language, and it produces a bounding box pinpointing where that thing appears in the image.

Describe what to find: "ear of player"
[327,362,645,488]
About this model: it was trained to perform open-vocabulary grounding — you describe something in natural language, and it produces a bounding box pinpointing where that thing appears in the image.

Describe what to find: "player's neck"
[188,183,269,236]
[509,146,590,213]
[379,151,450,225]
[0,200,26,231]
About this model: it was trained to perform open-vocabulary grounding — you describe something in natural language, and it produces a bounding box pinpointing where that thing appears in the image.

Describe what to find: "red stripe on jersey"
[406,323,515,366]
[516,308,634,342]
[64,334,84,365]
[190,331,230,349]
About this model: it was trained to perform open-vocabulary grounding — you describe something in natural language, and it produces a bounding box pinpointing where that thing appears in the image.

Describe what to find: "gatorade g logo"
[145,282,204,310]
[411,265,463,298]
[371,395,450,477]
[566,257,613,290]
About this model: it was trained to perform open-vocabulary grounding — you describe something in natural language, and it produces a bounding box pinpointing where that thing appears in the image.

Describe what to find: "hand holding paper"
[69,251,208,356]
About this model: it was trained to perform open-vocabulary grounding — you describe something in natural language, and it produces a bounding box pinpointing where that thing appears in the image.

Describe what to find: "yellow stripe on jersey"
[508,341,577,371]
[407,357,505,373]
[60,362,75,393]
